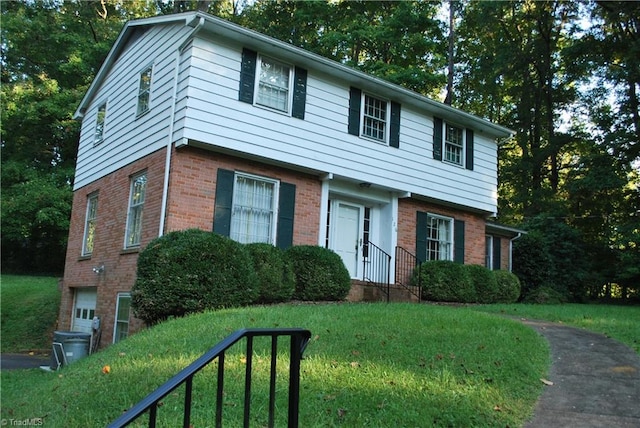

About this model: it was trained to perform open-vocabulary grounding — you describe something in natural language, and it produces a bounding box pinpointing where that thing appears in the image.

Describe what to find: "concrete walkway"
[522,319,640,428]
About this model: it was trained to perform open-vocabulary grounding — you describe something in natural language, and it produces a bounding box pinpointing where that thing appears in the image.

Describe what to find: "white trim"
[135,64,154,117]
[124,171,147,248]
[426,212,454,261]
[81,193,99,256]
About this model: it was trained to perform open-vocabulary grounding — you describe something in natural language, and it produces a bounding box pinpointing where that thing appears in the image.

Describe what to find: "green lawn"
[1,303,549,427]
[474,303,640,354]
[0,275,61,353]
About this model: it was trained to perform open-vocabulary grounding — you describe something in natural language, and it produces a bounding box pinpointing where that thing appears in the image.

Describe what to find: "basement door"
[332,201,365,278]
[71,288,96,333]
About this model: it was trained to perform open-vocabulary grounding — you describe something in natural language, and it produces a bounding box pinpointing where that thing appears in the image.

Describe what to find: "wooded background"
[1,0,638,301]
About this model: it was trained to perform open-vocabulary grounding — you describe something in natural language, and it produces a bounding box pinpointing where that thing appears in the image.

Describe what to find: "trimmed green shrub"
[522,286,568,304]
[132,229,258,325]
[285,245,351,301]
[512,232,554,300]
[492,270,522,303]
[413,260,476,303]
[246,243,295,304]
[465,264,499,303]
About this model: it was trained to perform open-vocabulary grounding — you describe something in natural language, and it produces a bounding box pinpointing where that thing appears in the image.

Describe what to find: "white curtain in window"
[231,176,274,243]
[438,220,450,260]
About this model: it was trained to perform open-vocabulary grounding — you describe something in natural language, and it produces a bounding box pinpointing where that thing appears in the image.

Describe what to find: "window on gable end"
[136,66,152,116]
[94,103,107,145]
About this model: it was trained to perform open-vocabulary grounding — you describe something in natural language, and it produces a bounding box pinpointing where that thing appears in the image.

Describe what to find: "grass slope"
[1,275,61,353]
[475,303,640,354]
[1,304,548,427]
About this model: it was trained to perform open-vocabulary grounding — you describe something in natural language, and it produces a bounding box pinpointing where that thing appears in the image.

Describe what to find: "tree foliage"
[1,0,638,301]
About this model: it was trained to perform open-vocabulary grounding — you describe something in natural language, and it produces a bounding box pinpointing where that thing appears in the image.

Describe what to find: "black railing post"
[288,333,303,428]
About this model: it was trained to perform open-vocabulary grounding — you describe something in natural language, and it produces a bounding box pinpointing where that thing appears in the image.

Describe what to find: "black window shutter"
[239,48,257,104]
[213,169,234,236]
[454,219,465,264]
[390,101,401,148]
[348,87,361,136]
[433,117,443,160]
[416,211,428,264]
[276,182,296,249]
[492,236,501,270]
[465,129,474,170]
[292,67,307,120]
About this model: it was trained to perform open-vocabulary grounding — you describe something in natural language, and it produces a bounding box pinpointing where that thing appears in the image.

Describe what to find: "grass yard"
[1,303,549,427]
[0,275,61,353]
[474,303,640,354]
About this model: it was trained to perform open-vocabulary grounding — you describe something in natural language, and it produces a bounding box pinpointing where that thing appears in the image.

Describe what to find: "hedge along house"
[59,11,521,346]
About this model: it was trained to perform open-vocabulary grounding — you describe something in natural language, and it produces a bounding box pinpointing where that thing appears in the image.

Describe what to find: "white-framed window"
[124,172,147,248]
[94,102,107,144]
[230,172,279,244]
[426,214,453,261]
[444,123,464,166]
[113,293,131,344]
[361,93,389,143]
[82,193,99,256]
[255,55,293,113]
[136,66,152,116]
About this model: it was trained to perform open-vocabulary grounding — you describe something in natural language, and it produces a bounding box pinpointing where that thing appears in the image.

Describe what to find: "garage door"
[72,288,97,333]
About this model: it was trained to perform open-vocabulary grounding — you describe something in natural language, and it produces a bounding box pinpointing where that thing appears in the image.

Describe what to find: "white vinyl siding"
[73,23,502,214]
[82,193,98,256]
[361,93,388,142]
[256,55,292,113]
[426,214,453,261]
[230,173,279,244]
[124,172,147,248]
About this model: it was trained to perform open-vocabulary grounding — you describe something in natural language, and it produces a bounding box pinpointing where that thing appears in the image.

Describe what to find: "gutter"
[508,232,523,272]
[158,17,205,237]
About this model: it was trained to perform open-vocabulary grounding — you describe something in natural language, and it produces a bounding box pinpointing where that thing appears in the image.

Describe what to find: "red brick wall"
[165,147,321,245]
[397,198,486,266]
[60,149,166,345]
[60,147,323,346]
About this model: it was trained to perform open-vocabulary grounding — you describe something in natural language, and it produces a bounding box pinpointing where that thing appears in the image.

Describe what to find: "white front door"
[72,288,97,333]
[333,201,364,278]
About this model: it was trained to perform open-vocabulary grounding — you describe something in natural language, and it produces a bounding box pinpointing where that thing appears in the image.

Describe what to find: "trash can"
[50,331,92,370]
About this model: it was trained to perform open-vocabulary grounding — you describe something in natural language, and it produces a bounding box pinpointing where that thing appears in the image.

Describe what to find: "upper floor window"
[82,193,98,256]
[125,172,147,248]
[433,117,474,170]
[230,173,279,244]
[239,48,307,119]
[136,66,152,116]
[362,94,389,142]
[94,103,107,144]
[445,123,464,165]
[426,214,453,261]
[348,87,401,148]
[256,56,292,113]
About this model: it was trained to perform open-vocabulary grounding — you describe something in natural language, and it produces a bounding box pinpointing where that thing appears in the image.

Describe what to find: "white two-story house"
[59,11,520,345]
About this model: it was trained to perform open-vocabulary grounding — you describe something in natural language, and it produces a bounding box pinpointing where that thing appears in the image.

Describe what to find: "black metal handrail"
[363,241,392,302]
[395,246,422,301]
[108,328,312,428]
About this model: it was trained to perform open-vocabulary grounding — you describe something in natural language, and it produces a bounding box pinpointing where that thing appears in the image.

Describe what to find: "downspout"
[159,17,205,236]
[509,232,522,272]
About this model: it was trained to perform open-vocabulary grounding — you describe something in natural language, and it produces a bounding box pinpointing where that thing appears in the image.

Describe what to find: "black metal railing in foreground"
[108,328,312,428]
[363,241,392,302]
[395,246,422,301]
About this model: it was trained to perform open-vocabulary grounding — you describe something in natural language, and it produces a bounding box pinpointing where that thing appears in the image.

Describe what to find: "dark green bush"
[413,260,475,303]
[465,264,499,303]
[132,229,258,325]
[513,232,554,300]
[492,270,522,303]
[522,286,568,304]
[285,245,351,301]
[246,243,295,304]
